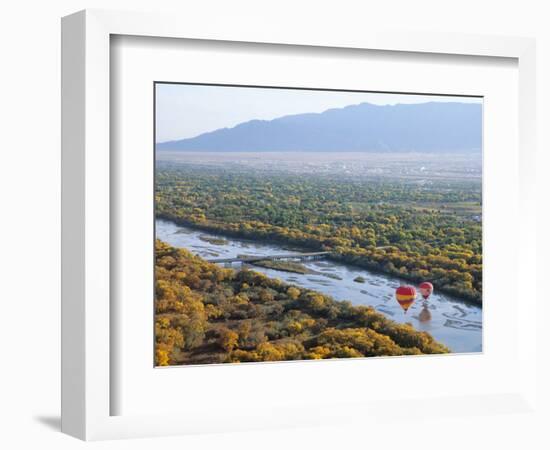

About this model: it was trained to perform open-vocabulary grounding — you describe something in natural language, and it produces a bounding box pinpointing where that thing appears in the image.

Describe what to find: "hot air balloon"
[419,282,434,300]
[395,285,417,313]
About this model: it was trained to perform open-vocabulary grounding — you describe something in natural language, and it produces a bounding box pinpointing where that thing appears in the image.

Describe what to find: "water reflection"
[418,302,432,323]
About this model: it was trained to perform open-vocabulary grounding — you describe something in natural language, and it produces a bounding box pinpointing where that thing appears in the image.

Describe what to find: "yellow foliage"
[287,286,301,300]
[219,328,239,352]
[155,348,170,366]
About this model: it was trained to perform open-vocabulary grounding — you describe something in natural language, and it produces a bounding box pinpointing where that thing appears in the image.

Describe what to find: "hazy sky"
[155,83,482,143]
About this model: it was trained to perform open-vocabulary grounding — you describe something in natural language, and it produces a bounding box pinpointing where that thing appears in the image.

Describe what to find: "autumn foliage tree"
[156,166,482,303]
[154,240,448,366]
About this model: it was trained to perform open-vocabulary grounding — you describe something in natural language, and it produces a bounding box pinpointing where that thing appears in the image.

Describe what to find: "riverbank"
[156,213,482,306]
[155,239,450,366]
[156,219,483,353]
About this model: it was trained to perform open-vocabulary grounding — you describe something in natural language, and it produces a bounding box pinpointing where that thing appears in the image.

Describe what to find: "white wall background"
[0,1,548,449]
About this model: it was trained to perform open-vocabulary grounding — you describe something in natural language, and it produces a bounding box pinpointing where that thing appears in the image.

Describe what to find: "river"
[156,219,482,353]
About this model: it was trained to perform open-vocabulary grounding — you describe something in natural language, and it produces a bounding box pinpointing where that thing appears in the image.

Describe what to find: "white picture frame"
[61,9,537,441]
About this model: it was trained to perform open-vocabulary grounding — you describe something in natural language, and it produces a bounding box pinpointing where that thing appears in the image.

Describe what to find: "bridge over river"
[206,251,330,264]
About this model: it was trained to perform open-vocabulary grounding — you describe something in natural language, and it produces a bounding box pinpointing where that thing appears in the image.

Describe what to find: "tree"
[287,286,300,300]
[155,348,170,366]
[218,328,239,352]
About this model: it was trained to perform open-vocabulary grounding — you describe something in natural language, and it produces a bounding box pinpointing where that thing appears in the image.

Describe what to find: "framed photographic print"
[153,82,483,367]
[62,9,537,441]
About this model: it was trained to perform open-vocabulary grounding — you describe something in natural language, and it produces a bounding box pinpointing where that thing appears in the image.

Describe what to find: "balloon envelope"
[395,285,417,312]
[419,282,434,300]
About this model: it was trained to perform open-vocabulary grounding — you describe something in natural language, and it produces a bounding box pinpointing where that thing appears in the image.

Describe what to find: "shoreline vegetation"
[155,240,450,366]
[248,259,343,280]
[249,259,312,274]
[155,167,482,306]
[158,212,482,307]
[198,234,229,245]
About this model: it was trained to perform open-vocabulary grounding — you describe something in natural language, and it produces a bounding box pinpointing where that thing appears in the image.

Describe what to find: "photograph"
[154,83,483,366]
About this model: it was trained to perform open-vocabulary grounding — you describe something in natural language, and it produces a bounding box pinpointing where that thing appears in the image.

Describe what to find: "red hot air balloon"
[395,285,417,313]
[419,282,434,300]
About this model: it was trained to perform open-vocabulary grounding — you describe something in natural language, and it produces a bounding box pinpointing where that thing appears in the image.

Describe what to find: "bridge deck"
[206,251,330,264]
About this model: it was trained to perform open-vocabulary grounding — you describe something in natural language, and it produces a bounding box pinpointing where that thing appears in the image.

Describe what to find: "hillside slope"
[157,101,482,153]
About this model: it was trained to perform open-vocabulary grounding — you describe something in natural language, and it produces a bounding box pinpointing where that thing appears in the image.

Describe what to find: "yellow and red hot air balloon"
[419,282,434,300]
[395,285,417,313]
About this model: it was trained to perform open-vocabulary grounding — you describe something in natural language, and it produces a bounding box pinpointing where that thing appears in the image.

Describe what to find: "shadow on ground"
[34,415,61,431]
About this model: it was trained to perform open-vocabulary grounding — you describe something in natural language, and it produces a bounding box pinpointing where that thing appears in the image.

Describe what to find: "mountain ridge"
[157,101,482,153]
